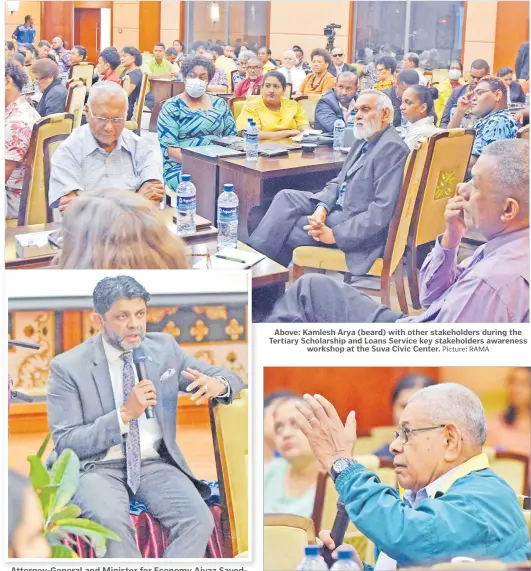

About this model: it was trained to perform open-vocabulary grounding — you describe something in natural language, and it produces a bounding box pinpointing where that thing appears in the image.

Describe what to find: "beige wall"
[160,0,181,48]
[113,0,139,51]
[5,1,41,44]
[463,2,498,70]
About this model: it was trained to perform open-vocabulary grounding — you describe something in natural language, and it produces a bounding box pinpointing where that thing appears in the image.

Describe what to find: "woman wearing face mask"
[157,56,236,191]
[235,71,309,140]
[434,60,464,125]
[400,85,442,150]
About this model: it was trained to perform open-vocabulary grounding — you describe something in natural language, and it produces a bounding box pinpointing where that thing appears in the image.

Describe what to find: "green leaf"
[51,544,77,558]
[49,504,81,523]
[55,518,121,541]
[27,455,50,490]
[37,433,52,459]
[48,450,80,515]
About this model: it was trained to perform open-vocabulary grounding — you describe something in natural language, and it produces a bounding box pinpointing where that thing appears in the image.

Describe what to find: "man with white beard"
[248,89,409,271]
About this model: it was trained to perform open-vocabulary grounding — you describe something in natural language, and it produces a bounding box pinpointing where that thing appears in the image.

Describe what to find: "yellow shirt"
[262,60,276,73]
[374,77,396,91]
[216,55,237,91]
[434,77,465,126]
[299,72,336,96]
[236,97,309,134]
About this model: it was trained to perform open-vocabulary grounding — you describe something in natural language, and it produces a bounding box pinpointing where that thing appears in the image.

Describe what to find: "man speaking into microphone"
[46,275,245,558]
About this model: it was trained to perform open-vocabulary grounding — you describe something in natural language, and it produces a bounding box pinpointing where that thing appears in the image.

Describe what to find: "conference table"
[181,145,345,241]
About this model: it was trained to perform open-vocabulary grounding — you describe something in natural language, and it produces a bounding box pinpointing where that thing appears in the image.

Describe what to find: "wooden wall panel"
[41,1,74,48]
[62,310,83,351]
[264,367,439,435]
[139,0,161,52]
[494,1,530,73]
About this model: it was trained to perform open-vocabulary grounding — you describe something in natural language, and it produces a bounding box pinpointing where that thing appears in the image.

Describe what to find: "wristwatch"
[330,458,357,482]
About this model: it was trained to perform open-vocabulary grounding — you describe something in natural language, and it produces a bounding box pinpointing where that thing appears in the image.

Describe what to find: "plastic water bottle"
[296,545,328,570]
[346,113,355,130]
[330,547,361,570]
[333,118,345,150]
[175,174,196,236]
[245,120,259,161]
[217,183,239,249]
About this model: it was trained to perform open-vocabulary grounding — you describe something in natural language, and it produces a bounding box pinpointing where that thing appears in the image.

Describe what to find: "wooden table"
[148,78,185,132]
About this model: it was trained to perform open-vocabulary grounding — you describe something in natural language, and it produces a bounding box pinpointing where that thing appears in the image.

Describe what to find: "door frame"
[73,0,113,48]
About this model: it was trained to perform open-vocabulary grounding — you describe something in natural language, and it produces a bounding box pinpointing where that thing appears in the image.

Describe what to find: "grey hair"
[358,88,394,122]
[408,383,487,446]
[93,275,150,315]
[283,49,297,59]
[87,81,128,115]
[482,139,529,216]
[238,50,256,63]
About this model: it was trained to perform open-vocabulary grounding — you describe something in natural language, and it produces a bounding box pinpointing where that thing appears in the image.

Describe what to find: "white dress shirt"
[278,66,306,93]
[102,337,163,461]
[416,68,428,86]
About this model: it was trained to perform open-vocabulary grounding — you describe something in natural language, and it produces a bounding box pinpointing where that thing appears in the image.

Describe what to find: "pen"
[215,254,246,264]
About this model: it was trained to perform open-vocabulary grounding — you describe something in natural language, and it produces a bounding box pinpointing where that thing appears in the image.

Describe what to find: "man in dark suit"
[383,69,420,127]
[498,66,526,104]
[314,71,358,133]
[515,41,529,81]
[329,47,358,77]
[47,275,246,558]
[248,90,410,274]
[440,59,490,128]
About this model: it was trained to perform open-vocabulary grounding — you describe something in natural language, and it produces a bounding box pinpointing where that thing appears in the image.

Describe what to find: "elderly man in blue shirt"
[293,384,531,569]
[49,82,164,212]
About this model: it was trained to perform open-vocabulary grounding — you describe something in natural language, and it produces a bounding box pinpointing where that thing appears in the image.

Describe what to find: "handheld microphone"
[11,390,34,403]
[8,340,41,350]
[132,346,154,419]
[322,500,350,568]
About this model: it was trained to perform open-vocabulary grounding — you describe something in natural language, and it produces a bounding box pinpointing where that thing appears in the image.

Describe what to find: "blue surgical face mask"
[185,77,207,98]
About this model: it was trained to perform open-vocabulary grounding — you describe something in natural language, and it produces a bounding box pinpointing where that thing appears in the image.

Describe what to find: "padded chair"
[406,129,475,309]
[69,62,95,90]
[18,113,74,226]
[490,451,529,495]
[125,72,149,135]
[370,426,396,448]
[294,95,320,127]
[292,141,428,314]
[284,83,293,99]
[264,514,316,571]
[431,69,450,84]
[210,389,248,557]
[229,96,247,122]
[518,125,529,139]
[65,83,87,129]
[43,133,71,213]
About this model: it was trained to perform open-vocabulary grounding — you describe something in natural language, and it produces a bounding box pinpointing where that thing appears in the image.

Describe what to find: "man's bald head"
[282,50,297,69]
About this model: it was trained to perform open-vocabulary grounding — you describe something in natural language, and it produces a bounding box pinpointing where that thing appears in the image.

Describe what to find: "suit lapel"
[91,335,116,416]
[143,350,165,428]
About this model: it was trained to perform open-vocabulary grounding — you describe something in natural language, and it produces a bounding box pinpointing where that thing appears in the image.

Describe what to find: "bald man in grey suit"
[47,276,245,558]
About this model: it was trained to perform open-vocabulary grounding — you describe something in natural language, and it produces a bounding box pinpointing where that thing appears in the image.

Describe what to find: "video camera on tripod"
[324,23,341,52]
[8,339,40,405]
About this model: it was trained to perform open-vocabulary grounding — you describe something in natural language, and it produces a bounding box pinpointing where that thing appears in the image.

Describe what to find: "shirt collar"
[404,465,461,508]
[102,335,130,364]
[482,226,529,257]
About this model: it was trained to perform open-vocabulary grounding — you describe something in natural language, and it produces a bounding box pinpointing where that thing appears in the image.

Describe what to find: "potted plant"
[27,434,120,558]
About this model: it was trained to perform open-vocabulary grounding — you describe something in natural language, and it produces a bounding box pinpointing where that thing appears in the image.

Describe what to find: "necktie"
[121,352,141,494]
[287,69,292,85]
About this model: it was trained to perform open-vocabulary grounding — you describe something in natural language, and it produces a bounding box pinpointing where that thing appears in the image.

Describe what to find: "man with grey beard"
[248,89,409,272]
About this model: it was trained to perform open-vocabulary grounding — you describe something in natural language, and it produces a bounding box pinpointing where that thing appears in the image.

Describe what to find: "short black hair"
[451,60,464,72]
[407,85,439,119]
[264,390,297,409]
[498,66,513,77]
[122,46,142,67]
[259,46,272,56]
[263,70,286,89]
[180,55,215,82]
[404,52,419,68]
[93,276,150,315]
[471,59,490,73]
[391,374,437,405]
[38,40,51,48]
[5,61,26,92]
[166,47,178,57]
[73,45,87,61]
[154,42,165,50]
[20,43,36,55]
[99,46,121,70]
[191,40,207,52]
[10,52,25,66]
[311,48,332,66]
[210,44,223,57]
[477,76,508,98]
[397,68,420,86]
[24,15,32,22]
[5,41,15,51]
[377,55,398,73]
[173,39,185,50]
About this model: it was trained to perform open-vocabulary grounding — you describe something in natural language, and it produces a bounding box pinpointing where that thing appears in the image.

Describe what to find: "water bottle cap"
[337,547,354,560]
[250,120,256,126]
[248,117,253,123]
[223,184,234,192]
[304,545,320,556]
[181,174,192,182]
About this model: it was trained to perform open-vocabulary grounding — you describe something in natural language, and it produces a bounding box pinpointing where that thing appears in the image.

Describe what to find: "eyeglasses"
[247,65,262,70]
[332,54,344,57]
[89,115,126,126]
[393,424,446,444]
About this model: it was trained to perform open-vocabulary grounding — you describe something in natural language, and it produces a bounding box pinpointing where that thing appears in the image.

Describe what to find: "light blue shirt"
[49,124,163,207]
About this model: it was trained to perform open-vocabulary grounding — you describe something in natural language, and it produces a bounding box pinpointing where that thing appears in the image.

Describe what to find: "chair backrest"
[490,451,530,495]
[285,82,293,99]
[294,94,321,127]
[69,62,94,90]
[121,74,131,94]
[518,125,529,139]
[370,425,396,448]
[43,133,71,212]
[230,69,239,93]
[210,389,248,557]
[132,73,149,128]
[410,129,475,248]
[431,68,450,84]
[65,83,87,129]
[229,96,247,122]
[264,514,315,571]
[18,113,74,226]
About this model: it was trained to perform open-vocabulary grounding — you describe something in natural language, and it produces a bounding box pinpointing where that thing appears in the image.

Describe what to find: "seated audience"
[515,40,529,81]
[295,48,336,97]
[440,59,490,128]
[258,46,276,72]
[49,82,163,210]
[486,367,530,458]
[120,46,144,120]
[434,60,464,126]
[314,71,358,133]
[5,62,41,220]
[8,470,51,558]
[70,44,87,66]
[249,90,409,269]
[329,47,357,78]
[5,41,16,58]
[202,50,229,94]
[19,43,36,66]
[264,390,297,464]
[383,68,420,127]
[233,50,255,91]
[165,47,182,76]
[293,45,311,73]
[449,77,518,175]
[54,189,187,269]
[298,385,531,566]
[374,56,397,91]
[236,71,309,140]
[51,36,71,76]
[97,46,122,84]
[515,107,529,125]
[374,374,437,459]
[277,49,306,94]
[37,40,56,63]
[266,139,529,323]
[158,56,236,190]
[498,66,526,104]
[233,56,263,97]
[172,39,186,64]
[215,43,237,91]
[356,47,378,89]
[401,52,427,86]
[264,396,321,518]
[31,59,67,116]
[146,42,177,80]
[400,85,442,150]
